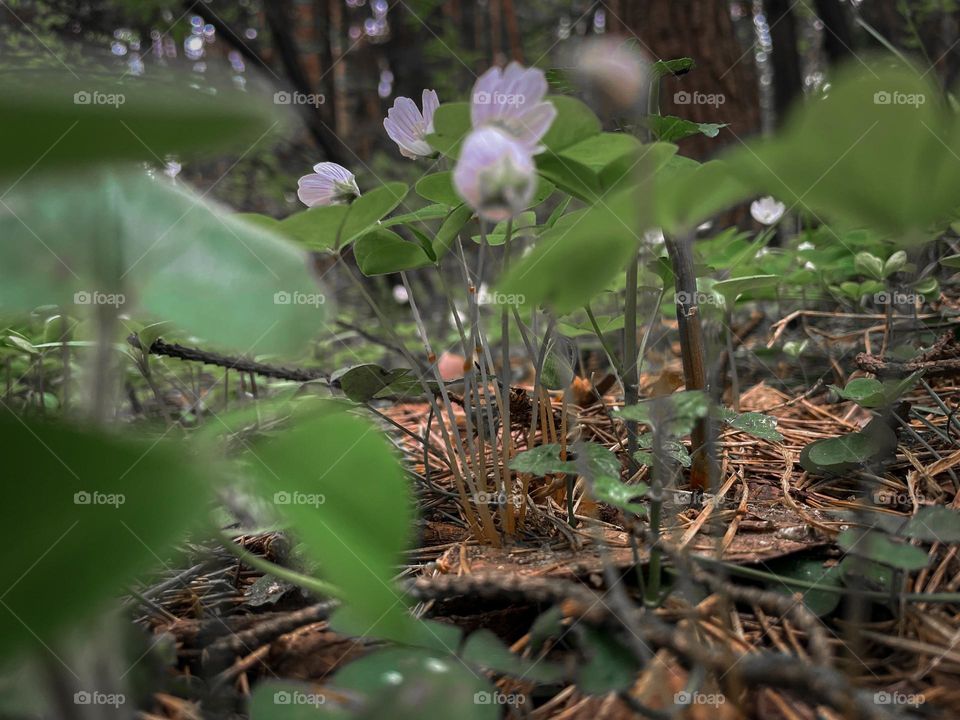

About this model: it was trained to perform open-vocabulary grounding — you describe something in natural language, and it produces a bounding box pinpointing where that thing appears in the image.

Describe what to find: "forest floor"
[134,307,960,719]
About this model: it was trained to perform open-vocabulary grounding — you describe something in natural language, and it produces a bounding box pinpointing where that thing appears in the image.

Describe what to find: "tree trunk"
[611,0,761,159]
[764,0,804,126]
[813,0,854,67]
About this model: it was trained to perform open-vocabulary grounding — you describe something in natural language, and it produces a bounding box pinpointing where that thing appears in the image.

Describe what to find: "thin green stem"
[585,303,624,379]
[624,252,640,471]
[217,529,342,598]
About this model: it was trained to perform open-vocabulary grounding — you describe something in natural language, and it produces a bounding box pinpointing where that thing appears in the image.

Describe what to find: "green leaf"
[716,408,784,442]
[0,171,325,356]
[650,57,696,78]
[0,416,209,662]
[0,70,281,179]
[724,61,959,235]
[854,252,885,280]
[576,628,639,694]
[279,205,349,250]
[496,191,640,314]
[940,254,960,269]
[838,556,896,595]
[406,225,438,262]
[799,418,899,474]
[884,250,908,276]
[540,96,602,152]
[249,403,419,643]
[536,154,601,202]
[472,211,538,245]
[354,227,433,275]
[426,102,471,158]
[332,365,419,403]
[903,506,960,543]
[510,441,620,479]
[339,183,409,248]
[762,557,842,616]
[644,159,753,234]
[433,204,474,260]
[592,475,648,513]
[416,172,462,207]
[558,132,643,172]
[5,334,38,355]
[829,372,920,408]
[646,115,726,143]
[529,606,565,652]
[331,648,499,720]
[461,629,563,683]
[234,213,283,232]
[634,434,692,467]
[838,529,929,570]
[599,141,679,197]
[616,391,709,438]
[383,204,451,227]
[712,275,780,304]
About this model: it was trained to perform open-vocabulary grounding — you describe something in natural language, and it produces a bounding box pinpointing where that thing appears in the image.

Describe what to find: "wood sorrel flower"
[470,62,556,152]
[383,89,440,159]
[454,126,535,222]
[574,38,647,111]
[750,196,787,225]
[297,163,361,207]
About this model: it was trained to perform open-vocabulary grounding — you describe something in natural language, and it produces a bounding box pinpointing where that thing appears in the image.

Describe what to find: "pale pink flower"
[575,38,647,110]
[383,89,440,159]
[297,162,360,207]
[454,126,536,222]
[470,62,556,152]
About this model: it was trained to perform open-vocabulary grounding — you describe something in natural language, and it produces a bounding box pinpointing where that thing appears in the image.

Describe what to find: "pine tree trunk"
[611,0,761,158]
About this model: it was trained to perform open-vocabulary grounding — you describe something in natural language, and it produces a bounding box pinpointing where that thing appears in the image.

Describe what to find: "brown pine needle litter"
[134,315,960,718]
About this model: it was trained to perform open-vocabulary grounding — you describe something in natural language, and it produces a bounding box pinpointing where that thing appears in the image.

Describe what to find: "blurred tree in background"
[5,0,960,213]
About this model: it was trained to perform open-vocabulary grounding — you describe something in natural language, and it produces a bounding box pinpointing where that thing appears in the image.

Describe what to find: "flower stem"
[623,252,640,471]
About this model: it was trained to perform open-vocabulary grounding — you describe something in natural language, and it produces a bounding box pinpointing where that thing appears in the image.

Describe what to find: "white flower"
[470,62,557,152]
[643,227,665,245]
[575,38,647,110]
[392,284,409,304]
[383,89,439,159]
[797,241,815,251]
[453,126,536,223]
[750,196,787,225]
[297,162,360,207]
